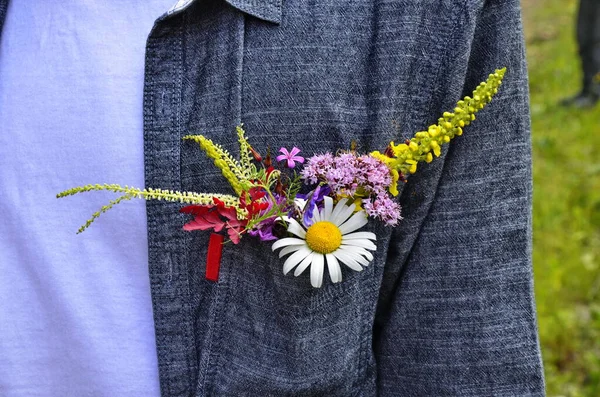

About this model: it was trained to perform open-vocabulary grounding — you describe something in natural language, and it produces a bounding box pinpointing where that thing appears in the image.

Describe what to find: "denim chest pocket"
[207,223,389,396]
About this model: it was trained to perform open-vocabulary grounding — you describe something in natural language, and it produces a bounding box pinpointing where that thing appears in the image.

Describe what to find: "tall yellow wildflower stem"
[371,67,506,196]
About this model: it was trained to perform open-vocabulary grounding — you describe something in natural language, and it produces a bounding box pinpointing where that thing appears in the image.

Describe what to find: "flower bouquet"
[58,68,505,288]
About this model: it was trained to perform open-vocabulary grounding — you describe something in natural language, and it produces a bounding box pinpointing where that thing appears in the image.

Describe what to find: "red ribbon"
[206,233,224,282]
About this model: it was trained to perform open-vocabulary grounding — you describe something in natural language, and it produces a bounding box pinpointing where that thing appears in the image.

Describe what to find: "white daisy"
[272,196,377,288]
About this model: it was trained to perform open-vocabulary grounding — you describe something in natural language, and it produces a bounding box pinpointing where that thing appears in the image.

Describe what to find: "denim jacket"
[0,0,545,395]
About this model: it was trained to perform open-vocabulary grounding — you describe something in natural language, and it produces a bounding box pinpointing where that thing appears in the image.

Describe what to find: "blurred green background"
[522,0,600,395]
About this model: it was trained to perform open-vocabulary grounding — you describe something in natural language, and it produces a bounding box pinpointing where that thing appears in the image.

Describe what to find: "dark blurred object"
[560,91,598,107]
[561,0,600,108]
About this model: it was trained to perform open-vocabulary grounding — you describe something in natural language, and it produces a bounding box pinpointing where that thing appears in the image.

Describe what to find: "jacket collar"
[168,0,282,24]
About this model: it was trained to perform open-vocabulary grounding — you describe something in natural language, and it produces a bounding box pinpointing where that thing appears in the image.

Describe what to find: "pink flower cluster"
[362,195,402,226]
[301,152,402,225]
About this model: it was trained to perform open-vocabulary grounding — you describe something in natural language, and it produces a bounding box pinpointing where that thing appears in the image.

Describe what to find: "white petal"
[332,250,364,272]
[360,248,374,262]
[278,215,292,223]
[283,246,312,275]
[294,252,314,276]
[322,196,334,221]
[310,253,325,288]
[272,238,306,251]
[340,245,375,262]
[341,238,377,251]
[278,245,299,258]
[286,218,306,239]
[325,253,342,283]
[330,198,349,223]
[353,254,370,267]
[338,211,368,235]
[312,207,321,223]
[332,202,356,226]
[342,231,376,241]
[294,198,307,210]
[337,246,371,266]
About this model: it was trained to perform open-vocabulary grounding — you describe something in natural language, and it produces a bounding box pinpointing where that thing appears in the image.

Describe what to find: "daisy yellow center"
[305,221,342,254]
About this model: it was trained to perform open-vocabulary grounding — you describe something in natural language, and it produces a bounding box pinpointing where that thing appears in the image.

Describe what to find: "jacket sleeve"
[0,0,9,41]
[374,1,546,395]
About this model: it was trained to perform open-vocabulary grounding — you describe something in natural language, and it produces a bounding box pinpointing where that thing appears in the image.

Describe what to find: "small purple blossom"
[300,153,334,184]
[357,155,392,195]
[276,147,305,168]
[299,151,400,226]
[307,152,391,198]
[362,194,402,226]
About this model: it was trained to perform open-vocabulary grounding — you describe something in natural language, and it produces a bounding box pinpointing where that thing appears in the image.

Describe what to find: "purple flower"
[301,153,334,184]
[300,150,400,226]
[318,153,393,198]
[362,194,402,226]
[276,147,305,168]
[323,152,359,194]
[248,217,278,241]
[248,194,287,241]
[298,185,332,226]
[356,155,391,194]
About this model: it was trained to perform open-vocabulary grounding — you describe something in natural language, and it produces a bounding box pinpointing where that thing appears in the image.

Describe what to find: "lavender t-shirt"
[0,1,174,395]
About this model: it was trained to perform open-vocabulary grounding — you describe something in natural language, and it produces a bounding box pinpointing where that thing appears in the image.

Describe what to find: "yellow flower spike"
[183,133,255,196]
[370,150,394,166]
[56,184,246,232]
[428,125,439,137]
[235,125,256,181]
[389,169,400,196]
[380,67,505,176]
[393,143,409,155]
[430,141,441,157]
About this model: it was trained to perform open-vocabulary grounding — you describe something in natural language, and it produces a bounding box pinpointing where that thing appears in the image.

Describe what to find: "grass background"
[522,0,600,395]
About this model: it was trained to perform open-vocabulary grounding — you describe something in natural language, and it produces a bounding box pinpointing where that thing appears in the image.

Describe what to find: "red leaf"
[180,205,212,216]
[217,206,239,221]
[183,210,226,232]
[181,200,249,245]
[213,197,227,209]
